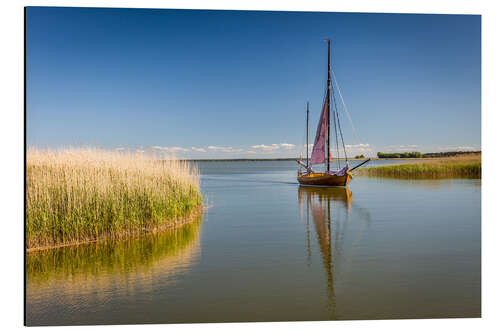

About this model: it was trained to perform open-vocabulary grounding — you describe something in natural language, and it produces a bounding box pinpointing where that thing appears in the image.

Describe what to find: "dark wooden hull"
[297,171,352,187]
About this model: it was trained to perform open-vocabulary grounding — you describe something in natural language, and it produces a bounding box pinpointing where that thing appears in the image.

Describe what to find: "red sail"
[310,95,328,165]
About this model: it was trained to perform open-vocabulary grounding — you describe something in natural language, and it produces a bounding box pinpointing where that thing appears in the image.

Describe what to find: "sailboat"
[297,39,370,187]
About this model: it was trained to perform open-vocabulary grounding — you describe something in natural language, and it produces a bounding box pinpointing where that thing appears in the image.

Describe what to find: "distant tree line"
[377,152,422,158]
[421,151,481,158]
[354,154,365,159]
[377,151,481,159]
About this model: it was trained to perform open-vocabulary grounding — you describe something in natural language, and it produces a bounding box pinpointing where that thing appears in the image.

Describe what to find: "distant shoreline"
[181,158,361,162]
[180,156,480,162]
[177,151,480,162]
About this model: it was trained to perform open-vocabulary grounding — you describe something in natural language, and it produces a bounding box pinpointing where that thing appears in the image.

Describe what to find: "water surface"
[26,160,481,325]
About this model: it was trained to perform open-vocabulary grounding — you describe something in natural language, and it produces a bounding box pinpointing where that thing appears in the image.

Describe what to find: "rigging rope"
[331,69,373,157]
[332,100,339,170]
[330,75,341,170]
[335,95,348,163]
[332,82,348,163]
[331,69,360,145]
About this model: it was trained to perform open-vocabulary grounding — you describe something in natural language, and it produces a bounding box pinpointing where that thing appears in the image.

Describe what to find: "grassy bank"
[26,148,202,250]
[357,154,481,179]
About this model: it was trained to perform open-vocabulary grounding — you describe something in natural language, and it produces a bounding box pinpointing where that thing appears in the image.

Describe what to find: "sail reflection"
[298,186,353,318]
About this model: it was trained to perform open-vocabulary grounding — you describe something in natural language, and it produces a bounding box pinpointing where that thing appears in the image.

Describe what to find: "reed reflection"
[26,215,203,325]
[298,186,353,318]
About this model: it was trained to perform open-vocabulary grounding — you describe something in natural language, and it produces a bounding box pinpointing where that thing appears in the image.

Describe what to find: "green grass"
[26,148,203,250]
[357,154,481,179]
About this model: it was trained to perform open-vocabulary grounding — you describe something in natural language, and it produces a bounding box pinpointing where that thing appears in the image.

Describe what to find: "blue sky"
[26,7,481,158]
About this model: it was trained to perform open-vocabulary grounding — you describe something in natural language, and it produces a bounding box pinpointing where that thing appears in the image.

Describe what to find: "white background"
[1,0,498,332]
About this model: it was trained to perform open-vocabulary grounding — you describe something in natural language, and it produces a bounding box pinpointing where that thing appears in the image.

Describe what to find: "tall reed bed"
[26,147,202,250]
[357,154,481,179]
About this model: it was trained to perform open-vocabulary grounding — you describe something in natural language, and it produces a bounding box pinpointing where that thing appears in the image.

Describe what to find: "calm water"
[26,160,481,325]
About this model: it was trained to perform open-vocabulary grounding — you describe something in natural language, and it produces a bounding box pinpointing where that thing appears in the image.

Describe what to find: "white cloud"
[247,150,257,154]
[380,144,419,152]
[208,145,231,150]
[385,144,417,148]
[345,143,371,150]
[438,145,478,152]
[342,143,372,156]
[225,148,242,153]
[191,146,206,153]
[152,146,189,153]
[251,143,295,151]
[279,143,295,149]
[207,146,241,153]
[170,147,189,153]
[251,144,279,150]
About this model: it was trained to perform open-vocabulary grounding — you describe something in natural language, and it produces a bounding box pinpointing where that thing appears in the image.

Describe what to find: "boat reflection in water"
[26,215,203,326]
[298,186,354,318]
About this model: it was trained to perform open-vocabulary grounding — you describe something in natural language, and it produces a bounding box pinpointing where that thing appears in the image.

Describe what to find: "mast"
[306,102,309,170]
[326,39,331,173]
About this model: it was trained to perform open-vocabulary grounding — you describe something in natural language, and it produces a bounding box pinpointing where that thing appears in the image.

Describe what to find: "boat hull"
[297,171,352,187]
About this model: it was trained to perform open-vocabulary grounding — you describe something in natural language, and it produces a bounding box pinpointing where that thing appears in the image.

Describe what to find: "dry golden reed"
[26,147,202,250]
